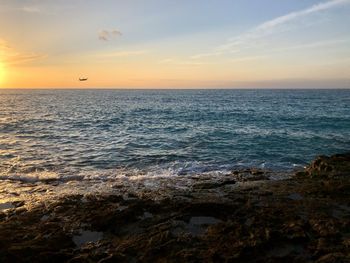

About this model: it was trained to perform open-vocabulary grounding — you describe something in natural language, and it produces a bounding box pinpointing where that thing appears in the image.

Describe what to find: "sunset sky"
[0,0,349,88]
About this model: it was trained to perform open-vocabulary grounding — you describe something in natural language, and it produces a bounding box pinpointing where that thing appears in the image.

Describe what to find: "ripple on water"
[0,89,349,201]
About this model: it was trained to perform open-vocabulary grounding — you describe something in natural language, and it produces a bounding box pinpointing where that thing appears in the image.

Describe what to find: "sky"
[0,0,350,88]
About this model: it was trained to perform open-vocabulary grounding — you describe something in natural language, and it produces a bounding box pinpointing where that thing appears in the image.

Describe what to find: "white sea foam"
[0,163,294,212]
[0,159,293,185]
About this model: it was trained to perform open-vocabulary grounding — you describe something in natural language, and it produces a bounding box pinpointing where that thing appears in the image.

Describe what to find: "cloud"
[229,55,267,63]
[99,50,148,57]
[190,51,223,60]
[158,58,211,66]
[275,38,350,52]
[4,53,46,65]
[21,6,41,13]
[98,29,122,41]
[0,4,42,14]
[256,0,349,32]
[220,0,350,52]
[192,0,350,57]
[0,39,46,65]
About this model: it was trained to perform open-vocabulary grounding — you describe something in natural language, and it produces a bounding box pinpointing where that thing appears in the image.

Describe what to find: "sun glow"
[0,62,5,86]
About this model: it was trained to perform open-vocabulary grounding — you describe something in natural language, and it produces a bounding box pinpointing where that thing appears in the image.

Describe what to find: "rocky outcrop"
[0,154,349,262]
[297,153,350,178]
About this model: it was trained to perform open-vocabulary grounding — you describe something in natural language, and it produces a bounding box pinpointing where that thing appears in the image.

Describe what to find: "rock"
[309,219,338,237]
[193,179,235,189]
[98,254,127,263]
[13,201,25,208]
[295,171,307,177]
[243,174,269,181]
[15,207,27,215]
[251,169,264,176]
[230,168,270,181]
[0,154,349,262]
[303,153,350,178]
[316,252,348,263]
[0,212,6,220]
[287,193,303,200]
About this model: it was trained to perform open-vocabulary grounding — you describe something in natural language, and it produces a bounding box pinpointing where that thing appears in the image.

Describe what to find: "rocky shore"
[0,154,349,262]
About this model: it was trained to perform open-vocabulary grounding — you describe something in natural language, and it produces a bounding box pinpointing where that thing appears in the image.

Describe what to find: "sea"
[0,89,349,205]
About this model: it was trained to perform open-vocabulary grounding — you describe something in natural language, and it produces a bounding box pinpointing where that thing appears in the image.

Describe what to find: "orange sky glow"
[0,0,349,89]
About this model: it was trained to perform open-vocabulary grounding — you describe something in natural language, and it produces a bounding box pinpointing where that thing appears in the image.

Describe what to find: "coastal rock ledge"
[0,154,350,263]
[299,153,350,178]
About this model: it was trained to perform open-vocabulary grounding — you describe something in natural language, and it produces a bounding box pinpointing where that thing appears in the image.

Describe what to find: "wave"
[0,159,301,184]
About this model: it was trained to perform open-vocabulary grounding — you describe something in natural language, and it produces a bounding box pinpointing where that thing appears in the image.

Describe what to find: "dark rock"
[251,169,264,176]
[0,212,6,220]
[316,252,348,263]
[303,153,350,178]
[0,153,349,262]
[13,201,25,207]
[193,179,235,189]
[287,193,303,200]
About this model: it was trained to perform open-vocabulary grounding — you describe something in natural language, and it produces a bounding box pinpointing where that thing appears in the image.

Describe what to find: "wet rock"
[72,230,103,247]
[13,201,25,207]
[309,219,338,237]
[15,207,27,215]
[303,153,350,178]
[282,220,307,240]
[193,179,236,189]
[287,193,303,200]
[316,237,329,252]
[0,212,6,220]
[97,253,127,263]
[251,169,265,176]
[0,154,349,262]
[53,205,67,214]
[0,202,15,211]
[316,252,348,263]
[266,242,304,258]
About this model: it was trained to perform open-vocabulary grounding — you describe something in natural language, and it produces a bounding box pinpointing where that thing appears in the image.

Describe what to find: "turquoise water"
[0,89,349,182]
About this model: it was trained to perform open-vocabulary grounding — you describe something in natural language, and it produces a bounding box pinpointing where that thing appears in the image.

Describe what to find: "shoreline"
[0,154,349,262]
[0,167,295,212]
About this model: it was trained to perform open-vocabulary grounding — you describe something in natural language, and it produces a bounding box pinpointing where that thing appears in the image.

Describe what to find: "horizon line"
[1,87,349,90]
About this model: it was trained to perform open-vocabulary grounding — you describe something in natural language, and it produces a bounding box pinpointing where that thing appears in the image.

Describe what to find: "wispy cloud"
[21,6,42,13]
[190,38,350,65]
[4,53,46,65]
[98,29,122,41]
[192,0,350,58]
[229,55,267,63]
[190,51,224,60]
[0,5,43,14]
[275,38,350,52]
[224,38,350,65]
[158,58,175,64]
[256,0,349,31]
[98,50,148,57]
[0,39,46,65]
[158,58,211,66]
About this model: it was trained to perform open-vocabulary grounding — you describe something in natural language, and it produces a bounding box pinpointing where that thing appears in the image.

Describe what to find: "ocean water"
[0,89,349,185]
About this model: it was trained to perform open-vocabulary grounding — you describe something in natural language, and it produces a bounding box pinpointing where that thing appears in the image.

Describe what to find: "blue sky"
[0,0,349,88]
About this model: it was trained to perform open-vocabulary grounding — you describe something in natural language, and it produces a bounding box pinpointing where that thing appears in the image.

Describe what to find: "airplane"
[79,77,88,81]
